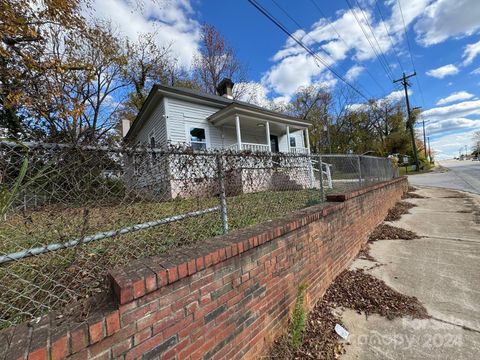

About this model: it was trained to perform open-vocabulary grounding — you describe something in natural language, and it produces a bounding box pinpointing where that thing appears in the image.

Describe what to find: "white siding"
[165,97,223,148]
[278,130,305,152]
[135,98,167,147]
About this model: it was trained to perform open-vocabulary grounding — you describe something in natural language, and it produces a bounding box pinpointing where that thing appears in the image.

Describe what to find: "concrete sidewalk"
[340,187,480,360]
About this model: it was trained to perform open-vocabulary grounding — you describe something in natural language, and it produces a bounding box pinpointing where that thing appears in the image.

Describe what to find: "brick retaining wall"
[0,177,408,360]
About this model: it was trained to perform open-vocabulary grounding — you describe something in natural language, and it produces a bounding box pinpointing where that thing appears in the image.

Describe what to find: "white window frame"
[185,123,210,150]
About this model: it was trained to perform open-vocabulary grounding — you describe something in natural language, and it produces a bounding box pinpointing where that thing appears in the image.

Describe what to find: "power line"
[353,0,397,80]
[374,0,404,73]
[247,0,371,101]
[308,0,389,97]
[394,72,420,171]
[345,0,395,82]
[269,0,375,99]
[396,0,426,107]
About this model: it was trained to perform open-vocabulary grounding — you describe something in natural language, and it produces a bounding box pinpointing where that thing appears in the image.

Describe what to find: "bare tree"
[193,24,247,97]
[28,21,128,143]
[289,85,332,153]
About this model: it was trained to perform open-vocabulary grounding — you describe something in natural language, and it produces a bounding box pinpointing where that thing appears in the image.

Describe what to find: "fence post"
[216,154,228,234]
[357,155,362,185]
[318,154,325,202]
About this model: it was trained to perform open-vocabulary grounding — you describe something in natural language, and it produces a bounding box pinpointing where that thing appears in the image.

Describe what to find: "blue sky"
[91,0,480,158]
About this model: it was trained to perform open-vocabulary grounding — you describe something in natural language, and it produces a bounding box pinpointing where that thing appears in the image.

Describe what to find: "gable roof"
[125,84,310,140]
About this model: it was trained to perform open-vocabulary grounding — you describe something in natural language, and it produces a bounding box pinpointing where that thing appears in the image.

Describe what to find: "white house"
[123,78,312,153]
[123,79,315,199]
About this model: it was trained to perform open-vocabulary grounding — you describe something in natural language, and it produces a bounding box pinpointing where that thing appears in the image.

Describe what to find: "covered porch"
[207,103,312,154]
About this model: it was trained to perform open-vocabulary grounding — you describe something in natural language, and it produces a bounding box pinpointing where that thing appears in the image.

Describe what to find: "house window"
[189,127,207,150]
[289,136,297,148]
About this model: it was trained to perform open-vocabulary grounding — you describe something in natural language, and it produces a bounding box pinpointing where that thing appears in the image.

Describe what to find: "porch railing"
[289,147,309,154]
[228,143,270,152]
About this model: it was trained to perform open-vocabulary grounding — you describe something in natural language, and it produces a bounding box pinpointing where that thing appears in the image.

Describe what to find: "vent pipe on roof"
[216,78,234,99]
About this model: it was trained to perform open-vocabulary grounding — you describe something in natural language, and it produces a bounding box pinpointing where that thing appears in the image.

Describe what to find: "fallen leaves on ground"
[384,201,416,221]
[324,269,430,320]
[369,224,420,241]
[402,191,426,199]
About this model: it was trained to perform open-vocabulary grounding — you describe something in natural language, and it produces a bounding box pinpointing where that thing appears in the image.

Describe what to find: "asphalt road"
[408,160,480,194]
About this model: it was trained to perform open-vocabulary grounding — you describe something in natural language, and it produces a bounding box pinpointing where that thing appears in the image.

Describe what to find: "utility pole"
[427,136,432,163]
[394,72,420,171]
[412,106,426,159]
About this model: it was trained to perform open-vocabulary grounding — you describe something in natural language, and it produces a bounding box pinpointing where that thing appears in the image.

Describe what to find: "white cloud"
[345,65,364,82]
[88,0,200,68]
[423,99,480,120]
[436,91,475,105]
[429,128,480,159]
[425,117,480,134]
[426,64,459,79]
[261,53,326,96]
[462,39,480,65]
[471,67,480,75]
[384,89,408,103]
[414,0,480,46]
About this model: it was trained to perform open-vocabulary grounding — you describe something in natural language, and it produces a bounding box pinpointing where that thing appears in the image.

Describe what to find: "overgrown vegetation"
[0,188,327,327]
[290,284,307,349]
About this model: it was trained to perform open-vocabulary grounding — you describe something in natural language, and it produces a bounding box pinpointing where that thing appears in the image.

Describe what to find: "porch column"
[286,125,290,153]
[304,128,311,154]
[235,114,242,150]
[265,121,271,151]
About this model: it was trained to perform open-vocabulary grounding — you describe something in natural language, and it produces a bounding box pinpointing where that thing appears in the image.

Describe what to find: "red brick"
[177,263,188,280]
[134,327,151,345]
[133,278,145,299]
[112,338,132,358]
[88,320,104,344]
[70,326,88,354]
[167,266,178,284]
[27,347,47,360]
[105,311,120,337]
[195,256,205,271]
[187,259,196,275]
[50,335,68,360]
[156,269,168,287]
[145,272,157,293]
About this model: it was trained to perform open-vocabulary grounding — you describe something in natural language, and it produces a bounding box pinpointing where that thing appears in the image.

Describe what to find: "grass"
[0,188,324,327]
[399,163,433,176]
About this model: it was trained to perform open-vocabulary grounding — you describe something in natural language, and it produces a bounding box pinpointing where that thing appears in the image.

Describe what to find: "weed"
[290,283,307,348]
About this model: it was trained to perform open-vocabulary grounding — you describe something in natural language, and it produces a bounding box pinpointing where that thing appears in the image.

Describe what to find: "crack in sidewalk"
[430,316,480,334]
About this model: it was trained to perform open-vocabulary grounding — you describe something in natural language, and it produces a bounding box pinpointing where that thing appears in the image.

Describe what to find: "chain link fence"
[0,141,397,328]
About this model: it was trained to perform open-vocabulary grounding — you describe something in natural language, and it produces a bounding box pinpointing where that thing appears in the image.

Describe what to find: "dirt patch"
[324,269,429,320]
[269,300,345,360]
[369,224,420,241]
[385,201,416,221]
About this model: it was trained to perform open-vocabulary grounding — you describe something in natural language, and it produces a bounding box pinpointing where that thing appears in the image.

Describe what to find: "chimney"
[122,119,131,137]
[216,78,234,99]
